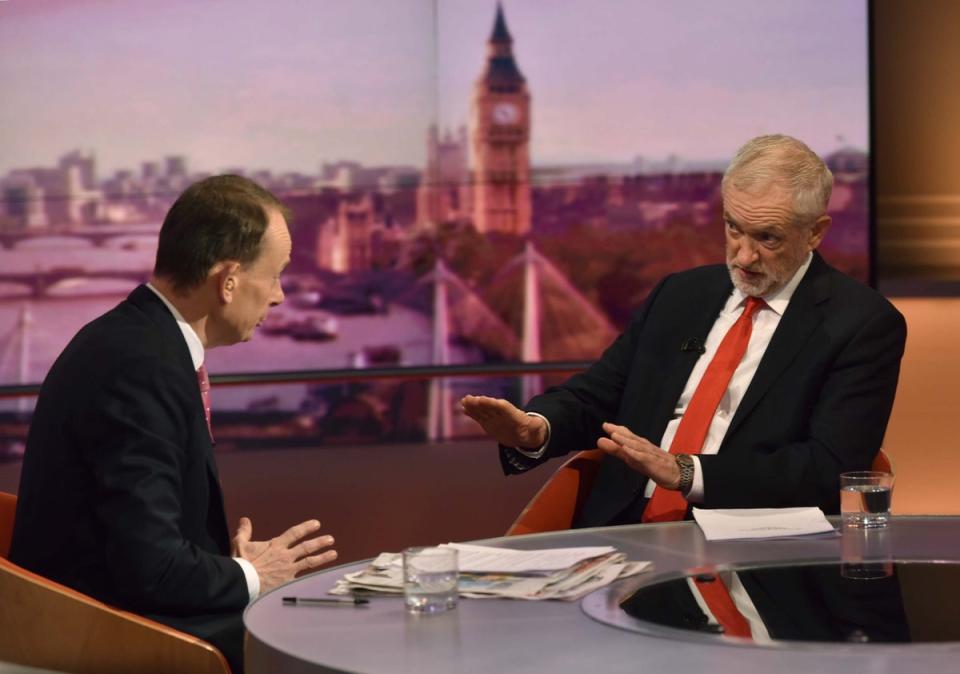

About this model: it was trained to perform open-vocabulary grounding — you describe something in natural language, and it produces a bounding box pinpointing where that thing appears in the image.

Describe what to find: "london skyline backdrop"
[0,0,868,176]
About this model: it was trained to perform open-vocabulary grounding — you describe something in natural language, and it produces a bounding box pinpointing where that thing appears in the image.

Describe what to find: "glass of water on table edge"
[840,471,895,528]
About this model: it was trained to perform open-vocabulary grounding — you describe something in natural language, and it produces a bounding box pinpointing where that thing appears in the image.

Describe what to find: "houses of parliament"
[311,3,533,275]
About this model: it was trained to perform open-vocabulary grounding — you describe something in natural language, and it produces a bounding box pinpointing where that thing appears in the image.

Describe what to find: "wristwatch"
[675,454,695,494]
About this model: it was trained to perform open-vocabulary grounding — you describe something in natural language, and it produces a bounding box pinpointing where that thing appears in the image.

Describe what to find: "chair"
[0,491,15,558]
[0,491,232,674]
[872,449,894,474]
[506,449,605,536]
[505,448,895,536]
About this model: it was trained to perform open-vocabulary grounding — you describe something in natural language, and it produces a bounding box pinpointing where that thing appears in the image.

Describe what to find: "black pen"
[282,596,370,607]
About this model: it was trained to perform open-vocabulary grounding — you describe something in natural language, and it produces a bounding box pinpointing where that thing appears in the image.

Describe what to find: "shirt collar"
[145,282,205,370]
[729,252,813,317]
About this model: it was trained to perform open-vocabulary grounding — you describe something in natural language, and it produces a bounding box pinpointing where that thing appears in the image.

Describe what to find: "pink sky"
[0,0,868,175]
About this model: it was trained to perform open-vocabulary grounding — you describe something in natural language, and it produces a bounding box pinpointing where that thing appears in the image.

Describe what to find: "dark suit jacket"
[501,253,907,527]
[10,285,247,642]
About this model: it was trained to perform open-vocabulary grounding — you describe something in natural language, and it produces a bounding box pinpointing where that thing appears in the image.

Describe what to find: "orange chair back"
[506,449,605,536]
[0,491,232,674]
[872,448,894,474]
[0,491,15,558]
[506,448,896,537]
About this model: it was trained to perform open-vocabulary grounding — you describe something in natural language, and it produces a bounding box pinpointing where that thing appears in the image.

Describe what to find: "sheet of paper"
[439,542,618,574]
[692,507,836,541]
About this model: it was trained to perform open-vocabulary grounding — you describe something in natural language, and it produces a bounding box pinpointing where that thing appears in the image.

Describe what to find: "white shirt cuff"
[234,557,260,604]
[686,454,704,502]
[513,413,551,458]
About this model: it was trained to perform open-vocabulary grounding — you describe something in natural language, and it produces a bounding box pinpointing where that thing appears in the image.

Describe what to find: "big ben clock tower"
[471,3,531,236]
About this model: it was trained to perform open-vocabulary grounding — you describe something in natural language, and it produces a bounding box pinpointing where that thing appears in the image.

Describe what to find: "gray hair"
[721,134,834,224]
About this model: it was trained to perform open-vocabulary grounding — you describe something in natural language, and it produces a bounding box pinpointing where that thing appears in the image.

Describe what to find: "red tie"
[197,364,214,442]
[642,296,765,523]
[693,574,753,639]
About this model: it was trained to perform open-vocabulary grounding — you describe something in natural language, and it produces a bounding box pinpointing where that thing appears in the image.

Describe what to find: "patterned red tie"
[197,364,214,442]
[642,296,766,523]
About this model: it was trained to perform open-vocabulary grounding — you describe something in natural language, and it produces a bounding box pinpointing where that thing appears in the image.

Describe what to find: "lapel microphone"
[680,338,706,354]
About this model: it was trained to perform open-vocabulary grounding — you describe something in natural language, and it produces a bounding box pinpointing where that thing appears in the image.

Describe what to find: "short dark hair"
[153,175,291,291]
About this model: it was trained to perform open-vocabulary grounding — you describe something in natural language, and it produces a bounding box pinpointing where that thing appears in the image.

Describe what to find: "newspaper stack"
[329,542,651,602]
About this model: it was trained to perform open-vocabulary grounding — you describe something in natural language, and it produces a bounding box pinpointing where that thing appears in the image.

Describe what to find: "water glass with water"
[403,546,458,613]
[840,471,894,528]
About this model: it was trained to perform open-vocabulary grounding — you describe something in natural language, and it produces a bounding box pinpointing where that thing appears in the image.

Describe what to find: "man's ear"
[807,215,831,251]
[210,261,240,304]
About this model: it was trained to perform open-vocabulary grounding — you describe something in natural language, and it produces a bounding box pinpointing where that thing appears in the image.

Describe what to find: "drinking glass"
[402,547,458,613]
[840,471,894,528]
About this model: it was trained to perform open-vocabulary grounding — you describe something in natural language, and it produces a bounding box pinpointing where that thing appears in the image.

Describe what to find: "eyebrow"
[723,212,785,235]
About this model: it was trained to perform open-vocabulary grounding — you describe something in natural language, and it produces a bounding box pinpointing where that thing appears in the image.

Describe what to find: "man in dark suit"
[463,134,906,527]
[11,175,337,673]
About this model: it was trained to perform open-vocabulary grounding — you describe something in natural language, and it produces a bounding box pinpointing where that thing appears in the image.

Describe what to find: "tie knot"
[743,296,766,319]
[197,364,210,393]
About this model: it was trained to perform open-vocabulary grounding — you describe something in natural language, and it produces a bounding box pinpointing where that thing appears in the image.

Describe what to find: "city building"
[469,4,532,236]
[416,125,471,227]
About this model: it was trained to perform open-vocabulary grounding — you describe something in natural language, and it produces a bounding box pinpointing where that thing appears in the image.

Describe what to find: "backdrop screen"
[0,0,869,444]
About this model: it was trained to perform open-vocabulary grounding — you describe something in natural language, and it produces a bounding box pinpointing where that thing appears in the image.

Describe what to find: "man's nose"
[736,239,759,266]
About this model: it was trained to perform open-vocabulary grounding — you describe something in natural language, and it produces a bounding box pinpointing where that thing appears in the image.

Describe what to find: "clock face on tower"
[492,102,519,125]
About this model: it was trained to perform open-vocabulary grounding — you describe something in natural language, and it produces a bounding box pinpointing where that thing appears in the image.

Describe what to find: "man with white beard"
[463,134,906,527]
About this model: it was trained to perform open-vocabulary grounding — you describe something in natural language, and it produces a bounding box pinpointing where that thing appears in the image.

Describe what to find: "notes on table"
[692,507,836,542]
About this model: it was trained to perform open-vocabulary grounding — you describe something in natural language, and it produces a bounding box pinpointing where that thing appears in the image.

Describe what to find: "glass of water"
[840,471,895,528]
[402,546,458,613]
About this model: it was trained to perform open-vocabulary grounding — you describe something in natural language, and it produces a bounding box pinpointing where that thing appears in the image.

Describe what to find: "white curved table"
[244,517,960,673]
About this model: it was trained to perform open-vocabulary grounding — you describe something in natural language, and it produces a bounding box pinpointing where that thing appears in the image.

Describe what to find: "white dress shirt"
[518,253,813,505]
[146,283,261,603]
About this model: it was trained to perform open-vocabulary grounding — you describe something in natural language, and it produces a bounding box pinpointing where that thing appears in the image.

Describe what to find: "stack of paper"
[329,543,651,602]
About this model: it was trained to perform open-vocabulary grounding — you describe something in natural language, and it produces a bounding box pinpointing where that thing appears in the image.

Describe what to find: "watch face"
[492,102,519,125]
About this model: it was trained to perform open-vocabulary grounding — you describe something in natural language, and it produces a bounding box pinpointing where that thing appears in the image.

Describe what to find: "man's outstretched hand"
[460,395,547,449]
[233,517,338,594]
[597,422,681,489]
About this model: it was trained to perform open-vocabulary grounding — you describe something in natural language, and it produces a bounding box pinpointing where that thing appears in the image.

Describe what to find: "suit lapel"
[648,273,733,441]
[726,254,831,439]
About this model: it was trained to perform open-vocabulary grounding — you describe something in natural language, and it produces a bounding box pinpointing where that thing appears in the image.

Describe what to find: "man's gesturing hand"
[232,517,338,594]
[460,395,547,449]
[597,422,682,490]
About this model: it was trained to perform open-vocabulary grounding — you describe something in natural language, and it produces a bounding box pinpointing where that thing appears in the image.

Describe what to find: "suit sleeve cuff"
[234,557,261,604]
[512,413,551,458]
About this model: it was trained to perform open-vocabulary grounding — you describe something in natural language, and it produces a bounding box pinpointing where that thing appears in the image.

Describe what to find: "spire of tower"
[490,2,512,43]
[481,2,525,87]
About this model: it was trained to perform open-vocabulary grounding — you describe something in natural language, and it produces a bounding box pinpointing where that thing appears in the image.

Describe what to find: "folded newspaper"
[329,543,652,602]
